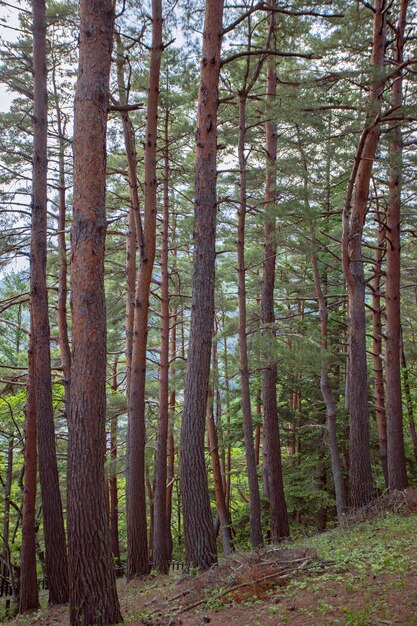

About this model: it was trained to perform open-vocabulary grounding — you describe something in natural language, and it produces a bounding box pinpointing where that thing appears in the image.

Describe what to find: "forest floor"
[6,490,417,626]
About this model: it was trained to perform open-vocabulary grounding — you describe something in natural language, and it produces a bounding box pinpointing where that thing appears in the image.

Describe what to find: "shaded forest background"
[0,0,416,623]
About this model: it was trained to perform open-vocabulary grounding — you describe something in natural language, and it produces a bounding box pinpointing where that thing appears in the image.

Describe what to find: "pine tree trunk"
[110,365,122,577]
[372,218,388,485]
[261,0,289,541]
[180,0,224,570]
[311,237,348,518]
[237,93,263,548]
[68,2,122,624]
[153,109,171,574]
[400,333,417,463]
[20,334,39,612]
[207,383,233,555]
[52,80,71,411]
[166,305,177,561]
[127,0,163,578]
[385,0,408,491]
[341,0,387,508]
[31,0,68,604]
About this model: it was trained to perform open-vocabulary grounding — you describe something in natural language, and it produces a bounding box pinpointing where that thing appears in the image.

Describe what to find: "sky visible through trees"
[0,0,416,624]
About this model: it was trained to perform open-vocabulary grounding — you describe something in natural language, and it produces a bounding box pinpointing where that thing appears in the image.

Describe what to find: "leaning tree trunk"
[31,0,68,605]
[179,0,224,570]
[68,2,122,624]
[126,0,163,578]
[261,0,289,541]
[20,333,39,612]
[341,0,387,509]
[385,0,408,491]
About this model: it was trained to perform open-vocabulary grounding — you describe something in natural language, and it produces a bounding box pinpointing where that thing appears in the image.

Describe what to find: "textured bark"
[207,383,233,555]
[20,334,39,613]
[385,0,408,491]
[180,0,224,570]
[68,2,122,624]
[237,93,263,548]
[341,0,386,509]
[372,219,388,485]
[311,237,348,518]
[126,0,163,578]
[261,0,289,541]
[31,0,68,605]
[152,110,171,574]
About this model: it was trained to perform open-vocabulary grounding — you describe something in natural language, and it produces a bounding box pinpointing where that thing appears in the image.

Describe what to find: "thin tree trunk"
[311,235,348,518]
[237,93,263,548]
[166,304,177,561]
[341,0,387,509]
[68,2,122,623]
[110,361,122,577]
[20,333,39,612]
[207,371,233,555]
[114,33,141,396]
[385,0,408,491]
[153,109,171,574]
[400,331,417,463]
[52,73,71,411]
[372,217,388,485]
[261,0,289,541]
[180,0,224,570]
[2,434,13,596]
[127,0,163,578]
[31,0,68,604]
[221,315,232,512]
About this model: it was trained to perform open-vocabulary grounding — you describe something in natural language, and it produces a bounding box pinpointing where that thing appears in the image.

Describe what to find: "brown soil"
[7,540,417,626]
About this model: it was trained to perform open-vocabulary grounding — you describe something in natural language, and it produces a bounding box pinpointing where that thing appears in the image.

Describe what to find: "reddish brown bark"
[372,218,388,485]
[152,109,171,574]
[68,1,122,624]
[127,0,163,578]
[180,0,224,569]
[261,0,289,541]
[341,0,387,508]
[31,0,68,605]
[385,0,408,491]
[20,334,39,612]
